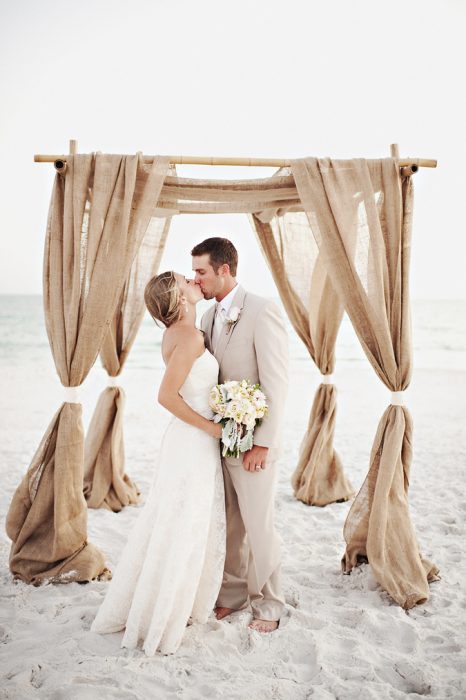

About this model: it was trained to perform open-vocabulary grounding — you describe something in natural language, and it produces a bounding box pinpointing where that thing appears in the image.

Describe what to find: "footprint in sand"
[384,661,433,696]
[29,664,45,690]
[0,624,11,643]
[272,646,319,684]
[284,587,300,608]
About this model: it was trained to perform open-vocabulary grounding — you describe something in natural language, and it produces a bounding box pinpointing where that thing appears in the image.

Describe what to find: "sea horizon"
[1,295,465,374]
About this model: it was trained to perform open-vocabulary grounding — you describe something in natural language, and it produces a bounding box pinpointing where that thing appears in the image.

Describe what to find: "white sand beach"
[0,298,465,699]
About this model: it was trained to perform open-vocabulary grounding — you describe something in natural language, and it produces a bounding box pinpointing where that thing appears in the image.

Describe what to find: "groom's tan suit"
[201,285,289,620]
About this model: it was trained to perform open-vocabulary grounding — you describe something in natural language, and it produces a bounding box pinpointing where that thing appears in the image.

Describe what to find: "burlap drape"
[251,206,354,506]
[291,157,439,608]
[154,173,301,215]
[6,153,170,584]
[83,213,172,512]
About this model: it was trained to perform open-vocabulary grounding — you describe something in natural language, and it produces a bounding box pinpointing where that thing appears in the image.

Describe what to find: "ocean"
[1,295,465,374]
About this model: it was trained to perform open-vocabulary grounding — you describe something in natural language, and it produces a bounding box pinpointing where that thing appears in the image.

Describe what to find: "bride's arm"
[158,336,221,438]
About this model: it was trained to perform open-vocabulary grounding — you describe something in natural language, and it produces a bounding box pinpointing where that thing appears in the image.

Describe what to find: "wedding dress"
[91,349,226,655]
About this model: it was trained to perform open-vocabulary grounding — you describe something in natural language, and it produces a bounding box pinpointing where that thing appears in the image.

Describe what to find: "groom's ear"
[218,263,231,277]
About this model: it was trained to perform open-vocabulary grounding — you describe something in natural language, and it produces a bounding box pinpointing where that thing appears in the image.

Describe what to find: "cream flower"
[227,306,241,322]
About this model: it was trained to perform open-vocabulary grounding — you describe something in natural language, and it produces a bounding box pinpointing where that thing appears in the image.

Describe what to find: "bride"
[91,271,226,655]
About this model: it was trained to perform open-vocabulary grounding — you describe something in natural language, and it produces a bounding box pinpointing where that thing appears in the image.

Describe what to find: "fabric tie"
[108,376,119,387]
[390,391,405,405]
[321,374,334,384]
[63,386,80,403]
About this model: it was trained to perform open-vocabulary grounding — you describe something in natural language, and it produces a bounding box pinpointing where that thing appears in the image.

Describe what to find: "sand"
[1,322,465,699]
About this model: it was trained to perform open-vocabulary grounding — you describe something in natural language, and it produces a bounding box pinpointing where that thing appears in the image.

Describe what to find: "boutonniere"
[225,306,241,334]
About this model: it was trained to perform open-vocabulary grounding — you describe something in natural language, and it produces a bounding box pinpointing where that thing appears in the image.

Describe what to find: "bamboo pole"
[54,140,78,174]
[390,142,420,176]
[33,152,438,170]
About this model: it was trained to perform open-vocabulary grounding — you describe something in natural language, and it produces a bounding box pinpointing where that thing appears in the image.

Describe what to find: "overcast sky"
[1,0,465,299]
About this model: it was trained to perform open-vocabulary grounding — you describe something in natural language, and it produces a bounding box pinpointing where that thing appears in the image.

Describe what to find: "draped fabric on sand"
[83,174,174,512]
[6,153,170,583]
[250,183,354,506]
[291,157,439,608]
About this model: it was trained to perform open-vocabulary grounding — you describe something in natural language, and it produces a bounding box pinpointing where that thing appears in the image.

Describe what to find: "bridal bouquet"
[209,379,268,458]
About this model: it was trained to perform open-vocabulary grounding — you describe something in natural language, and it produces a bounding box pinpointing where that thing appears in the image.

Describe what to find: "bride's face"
[173,273,203,305]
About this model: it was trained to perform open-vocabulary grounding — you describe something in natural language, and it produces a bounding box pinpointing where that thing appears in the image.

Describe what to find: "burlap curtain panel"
[6,153,170,584]
[83,212,172,512]
[251,206,354,506]
[152,172,302,216]
[291,157,439,608]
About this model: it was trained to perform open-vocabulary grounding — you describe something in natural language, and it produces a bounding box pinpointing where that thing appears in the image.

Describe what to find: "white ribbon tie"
[390,391,405,406]
[63,386,80,403]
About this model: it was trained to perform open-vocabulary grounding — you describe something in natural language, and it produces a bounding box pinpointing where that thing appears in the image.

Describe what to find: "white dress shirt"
[211,284,238,352]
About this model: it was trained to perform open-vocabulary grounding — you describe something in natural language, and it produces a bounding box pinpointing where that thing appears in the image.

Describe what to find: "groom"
[192,237,289,633]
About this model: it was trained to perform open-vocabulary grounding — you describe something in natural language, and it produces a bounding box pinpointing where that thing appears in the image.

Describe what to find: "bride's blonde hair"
[144,271,183,328]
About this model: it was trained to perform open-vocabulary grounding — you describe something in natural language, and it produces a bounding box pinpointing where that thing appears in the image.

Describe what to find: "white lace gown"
[91,349,226,655]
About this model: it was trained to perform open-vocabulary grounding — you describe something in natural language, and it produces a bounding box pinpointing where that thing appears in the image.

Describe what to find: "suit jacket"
[200,285,289,453]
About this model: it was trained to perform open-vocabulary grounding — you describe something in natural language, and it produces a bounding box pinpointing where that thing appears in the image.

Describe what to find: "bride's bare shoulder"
[162,326,204,365]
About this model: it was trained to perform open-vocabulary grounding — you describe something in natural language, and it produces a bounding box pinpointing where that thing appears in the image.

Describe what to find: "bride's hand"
[209,422,223,439]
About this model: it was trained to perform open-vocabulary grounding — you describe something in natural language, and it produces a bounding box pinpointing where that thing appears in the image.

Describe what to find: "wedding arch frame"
[6,140,439,611]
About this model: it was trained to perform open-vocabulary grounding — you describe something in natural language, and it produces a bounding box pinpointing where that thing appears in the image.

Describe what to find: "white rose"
[227,399,246,423]
[244,408,257,425]
[245,417,256,431]
[227,306,241,322]
[216,402,227,417]
[230,385,242,400]
[222,380,238,401]
[209,386,222,410]
[223,380,238,391]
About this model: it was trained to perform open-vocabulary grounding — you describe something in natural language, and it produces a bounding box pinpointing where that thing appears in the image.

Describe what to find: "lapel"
[209,304,217,345]
[202,304,216,353]
[214,285,247,366]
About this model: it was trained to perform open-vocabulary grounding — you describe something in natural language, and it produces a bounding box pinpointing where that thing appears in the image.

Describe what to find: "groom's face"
[192,254,225,300]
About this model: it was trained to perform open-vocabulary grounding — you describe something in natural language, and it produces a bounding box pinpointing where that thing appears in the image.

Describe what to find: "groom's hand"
[242,445,269,472]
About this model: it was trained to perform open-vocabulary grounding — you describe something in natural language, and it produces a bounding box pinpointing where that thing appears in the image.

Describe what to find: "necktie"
[212,303,226,353]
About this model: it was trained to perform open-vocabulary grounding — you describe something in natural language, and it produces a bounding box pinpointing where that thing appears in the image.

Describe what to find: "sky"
[0,0,465,299]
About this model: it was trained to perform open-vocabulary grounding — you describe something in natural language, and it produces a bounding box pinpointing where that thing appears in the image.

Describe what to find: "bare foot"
[248,619,279,633]
[214,606,236,620]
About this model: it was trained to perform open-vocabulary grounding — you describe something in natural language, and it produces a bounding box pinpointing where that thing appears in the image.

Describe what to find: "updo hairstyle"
[144,271,183,328]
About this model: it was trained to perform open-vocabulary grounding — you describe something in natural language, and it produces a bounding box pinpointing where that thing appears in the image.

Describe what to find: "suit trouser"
[216,455,285,621]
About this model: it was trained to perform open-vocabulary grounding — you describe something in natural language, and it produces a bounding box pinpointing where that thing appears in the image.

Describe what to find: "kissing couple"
[91,237,289,655]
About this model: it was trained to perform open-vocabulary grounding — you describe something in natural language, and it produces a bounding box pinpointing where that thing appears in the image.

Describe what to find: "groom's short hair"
[191,237,238,276]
